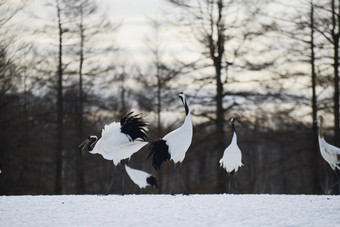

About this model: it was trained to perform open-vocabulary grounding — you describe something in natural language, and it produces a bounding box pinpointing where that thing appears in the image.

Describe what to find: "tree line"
[0,0,339,195]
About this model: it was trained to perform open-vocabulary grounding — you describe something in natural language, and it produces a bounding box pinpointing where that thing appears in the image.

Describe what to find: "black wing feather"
[120,111,148,141]
[146,176,158,189]
[147,139,170,170]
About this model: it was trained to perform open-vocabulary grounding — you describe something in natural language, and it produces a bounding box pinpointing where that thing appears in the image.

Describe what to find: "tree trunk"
[214,0,226,193]
[310,0,321,193]
[156,59,163,194]
[311,1,317,151]
[55,0,63,195]
[331,0,340,147]
[76,4,85,194]
[334,40,340,147]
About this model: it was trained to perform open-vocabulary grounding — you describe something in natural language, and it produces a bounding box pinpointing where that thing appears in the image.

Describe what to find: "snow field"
[1,194,340,226]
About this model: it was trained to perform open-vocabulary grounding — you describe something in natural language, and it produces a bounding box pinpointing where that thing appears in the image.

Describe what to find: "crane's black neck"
[319,117,324,138]
[88,136,98,151]
[180,96,189,116]
[231,121,236,132]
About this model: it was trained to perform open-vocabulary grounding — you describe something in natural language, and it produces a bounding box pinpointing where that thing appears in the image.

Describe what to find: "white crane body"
[318,116,340,170]
[219,118,243,193]
[91,122,147,165]
[148,92,192,194]
[317,115,340,194]
[164,114,192,163]
[79,111,148,195]
[219,132,243,173]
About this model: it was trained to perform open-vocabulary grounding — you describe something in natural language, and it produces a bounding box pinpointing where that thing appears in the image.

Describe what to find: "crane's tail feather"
[146,176,158,189]
[120,111,148,141]
[147,140,170,170]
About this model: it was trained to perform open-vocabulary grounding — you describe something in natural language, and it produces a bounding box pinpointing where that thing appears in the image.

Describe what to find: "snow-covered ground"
[1,194,339,226]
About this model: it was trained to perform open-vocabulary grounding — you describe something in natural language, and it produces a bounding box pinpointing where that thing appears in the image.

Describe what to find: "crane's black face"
[79,135,98,152]
[146,176,158,189]
[230,118,237,132]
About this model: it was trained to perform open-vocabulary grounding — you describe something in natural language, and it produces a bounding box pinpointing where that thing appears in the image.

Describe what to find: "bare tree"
[167,0,272,192]
[55,0,64,195]
[134,18,186,193]
[330,0,340,147]
[314,0,340,146]
[56,0,120,194]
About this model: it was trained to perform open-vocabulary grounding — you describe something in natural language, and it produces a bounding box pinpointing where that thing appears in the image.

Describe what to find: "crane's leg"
[126,158,130,166]
[234,171,239,194]
[228,173,231,194]
[119,161,125,196]
[335,169,340,195]
[178,162,188,195]
[171,163,176,195]
[106,165,117,195]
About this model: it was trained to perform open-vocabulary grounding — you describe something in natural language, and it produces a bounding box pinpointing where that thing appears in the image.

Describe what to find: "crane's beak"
[79,139,89,151]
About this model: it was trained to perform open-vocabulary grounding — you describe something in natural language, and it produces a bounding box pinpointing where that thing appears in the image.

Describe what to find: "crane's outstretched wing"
[120,111,148,141]
[125,164,157,189]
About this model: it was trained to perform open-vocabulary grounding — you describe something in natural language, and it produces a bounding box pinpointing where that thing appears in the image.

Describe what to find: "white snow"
[1,194,340,226]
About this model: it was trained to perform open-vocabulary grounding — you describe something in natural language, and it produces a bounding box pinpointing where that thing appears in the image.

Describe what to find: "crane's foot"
[330,181,340,188]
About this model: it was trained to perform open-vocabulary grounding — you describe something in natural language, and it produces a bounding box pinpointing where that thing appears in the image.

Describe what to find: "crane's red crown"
[179,92,184,94]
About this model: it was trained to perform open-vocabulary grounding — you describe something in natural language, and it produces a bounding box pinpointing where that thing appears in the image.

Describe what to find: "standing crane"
[219,118,243,194]
[79,111,148,195]
[317,115,340,193]
[148,92,193,195]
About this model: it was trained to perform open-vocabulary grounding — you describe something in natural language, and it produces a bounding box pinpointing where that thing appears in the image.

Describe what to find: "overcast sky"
[98,0,196,68]
[104,0,165,60]
[6,0,186,67]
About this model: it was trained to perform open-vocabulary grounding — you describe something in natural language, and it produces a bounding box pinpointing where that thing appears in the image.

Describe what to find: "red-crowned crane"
[79,111,148,195]
[148,92,193,195]
[125,164,158,189]
[317,115,340,193]
[219,118,243,194]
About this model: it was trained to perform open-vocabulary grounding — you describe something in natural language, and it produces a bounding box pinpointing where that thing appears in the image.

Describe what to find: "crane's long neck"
[181,96,192,132]
[231,121,236,133]
[183,98,189,116]
[231,121,237,143]
[319,117,323,139]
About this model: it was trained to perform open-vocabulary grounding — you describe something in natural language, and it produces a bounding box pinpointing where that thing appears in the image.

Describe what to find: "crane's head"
[316,115,323,124]
[79,134,98,152]
[230,118,237,123]
[179,92,185,101]
[146,176,158,189]
[179,92,190,116]
[230,118,237,131]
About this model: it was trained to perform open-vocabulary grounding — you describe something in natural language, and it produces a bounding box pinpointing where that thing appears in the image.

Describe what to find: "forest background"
[0,0,339,195]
